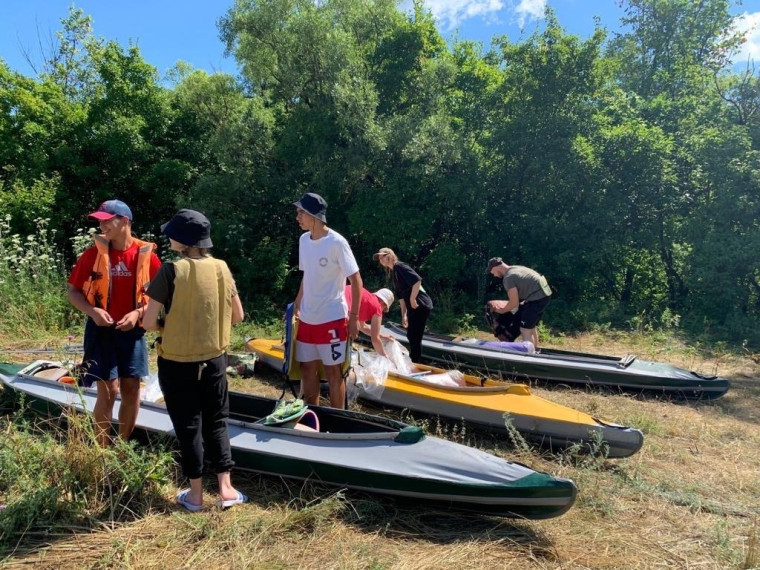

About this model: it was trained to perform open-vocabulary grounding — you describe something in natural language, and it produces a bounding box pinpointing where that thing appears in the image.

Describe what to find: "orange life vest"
[82,234,156,317]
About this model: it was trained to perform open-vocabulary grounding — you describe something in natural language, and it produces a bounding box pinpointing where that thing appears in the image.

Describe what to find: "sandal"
[216,491,248,509]
[176,489,203,512]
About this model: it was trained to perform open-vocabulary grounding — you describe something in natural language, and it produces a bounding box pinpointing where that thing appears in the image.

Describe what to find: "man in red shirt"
[67,200,161,446]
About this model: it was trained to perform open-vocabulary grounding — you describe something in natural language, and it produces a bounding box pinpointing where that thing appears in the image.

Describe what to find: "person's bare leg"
[217,471,243,502]
[94,379,118,447]
[182,477,203,507]
[299,361,320,405]
[117,377,141,439]
[520,327,539,348]
[324,364,345,409]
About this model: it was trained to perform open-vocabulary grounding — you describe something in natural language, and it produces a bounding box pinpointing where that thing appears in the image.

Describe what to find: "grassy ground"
[1,327,759,569]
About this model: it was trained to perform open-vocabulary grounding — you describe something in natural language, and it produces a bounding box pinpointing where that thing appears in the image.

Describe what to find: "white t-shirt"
[298,228,360,324]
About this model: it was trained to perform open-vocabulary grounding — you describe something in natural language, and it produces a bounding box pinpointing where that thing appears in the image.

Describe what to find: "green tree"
[605,0,760,338]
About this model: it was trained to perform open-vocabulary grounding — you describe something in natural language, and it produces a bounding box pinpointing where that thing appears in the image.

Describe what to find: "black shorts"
[520,296,550,329]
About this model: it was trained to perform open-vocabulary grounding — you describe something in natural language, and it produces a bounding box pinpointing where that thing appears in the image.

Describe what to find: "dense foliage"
[1,1,758,344]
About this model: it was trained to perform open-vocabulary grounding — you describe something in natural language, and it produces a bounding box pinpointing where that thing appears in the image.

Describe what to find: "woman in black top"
[373,247,433,363]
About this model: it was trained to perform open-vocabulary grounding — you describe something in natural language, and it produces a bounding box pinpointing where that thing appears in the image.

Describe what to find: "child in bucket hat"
[142,209,247,512]
[161,209,213,249]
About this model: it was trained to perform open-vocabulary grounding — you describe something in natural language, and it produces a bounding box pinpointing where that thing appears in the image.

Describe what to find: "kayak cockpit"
[227,391,425,442]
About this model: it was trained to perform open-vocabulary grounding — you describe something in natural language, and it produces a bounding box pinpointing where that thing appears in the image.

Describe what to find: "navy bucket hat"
[161,209,213,248]
[293,192,327,223]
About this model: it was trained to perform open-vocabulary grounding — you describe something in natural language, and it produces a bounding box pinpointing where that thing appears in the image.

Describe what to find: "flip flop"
[176,489,203,512]
[216,491,248,509]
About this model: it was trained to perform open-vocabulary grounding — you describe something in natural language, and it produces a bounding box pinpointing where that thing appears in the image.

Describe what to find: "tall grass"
[0,392,175,558]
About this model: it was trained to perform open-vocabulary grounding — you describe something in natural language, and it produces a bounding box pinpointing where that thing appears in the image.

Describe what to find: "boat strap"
[280,374,298,399]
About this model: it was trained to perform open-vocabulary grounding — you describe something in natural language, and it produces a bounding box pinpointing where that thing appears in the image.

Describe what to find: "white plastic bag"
[383,339,414,375]
[348,349,390,404]
[141,372,164,403]
[353,350,390,386]
[419,370,466,387]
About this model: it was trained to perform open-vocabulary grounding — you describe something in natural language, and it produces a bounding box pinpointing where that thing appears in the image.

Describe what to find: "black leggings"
[406,306,431,363]
[157,354,234,479]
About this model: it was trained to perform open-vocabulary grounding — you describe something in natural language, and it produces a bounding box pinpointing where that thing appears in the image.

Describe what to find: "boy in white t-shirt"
[293,192,362,408]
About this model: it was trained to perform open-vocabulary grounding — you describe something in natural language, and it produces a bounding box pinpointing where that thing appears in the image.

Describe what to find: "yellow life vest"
[82,235,156,317]
[157,257,234,363]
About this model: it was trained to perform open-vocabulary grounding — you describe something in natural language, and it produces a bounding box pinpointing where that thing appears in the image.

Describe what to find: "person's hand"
[401,315,408,329]
[380,333,393,341]
[90,307,114,327]
[115,310,139,331]
[410,297,418,309]
[489,300,509,314]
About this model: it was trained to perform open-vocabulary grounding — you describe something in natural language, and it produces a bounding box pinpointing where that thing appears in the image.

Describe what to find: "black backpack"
[484,305,522,342]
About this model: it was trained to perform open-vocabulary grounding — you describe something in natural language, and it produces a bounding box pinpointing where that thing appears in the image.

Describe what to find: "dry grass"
[2,331,760,569]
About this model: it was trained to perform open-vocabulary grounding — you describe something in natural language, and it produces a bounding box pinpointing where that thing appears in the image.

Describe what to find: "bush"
[0,215,77,336]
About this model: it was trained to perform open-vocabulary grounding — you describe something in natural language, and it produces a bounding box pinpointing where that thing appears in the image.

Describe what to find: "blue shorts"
[81,318,149,386]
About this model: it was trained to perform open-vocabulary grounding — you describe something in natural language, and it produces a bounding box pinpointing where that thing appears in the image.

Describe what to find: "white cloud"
[420,0,506,30]
[406,0,547,33]
[513,0,546,29]
[733,11,760,65]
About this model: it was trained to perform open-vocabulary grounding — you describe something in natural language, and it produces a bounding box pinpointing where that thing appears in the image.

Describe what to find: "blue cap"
[88,200,133,221]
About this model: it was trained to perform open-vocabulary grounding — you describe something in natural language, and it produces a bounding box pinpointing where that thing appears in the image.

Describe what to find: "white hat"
[374,288,394,311]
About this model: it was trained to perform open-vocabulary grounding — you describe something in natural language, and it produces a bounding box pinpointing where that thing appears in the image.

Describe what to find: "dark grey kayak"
[0,360,578,519]
[374,323,730,399]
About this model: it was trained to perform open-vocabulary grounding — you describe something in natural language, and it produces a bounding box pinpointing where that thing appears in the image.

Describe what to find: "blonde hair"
[380,249,398,278]
[179,246,211,258]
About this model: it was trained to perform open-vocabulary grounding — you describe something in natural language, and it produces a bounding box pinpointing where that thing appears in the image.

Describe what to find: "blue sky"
[1,0,759,79]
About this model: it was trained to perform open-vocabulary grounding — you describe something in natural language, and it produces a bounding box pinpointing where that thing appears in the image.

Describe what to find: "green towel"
[263,399,307,425]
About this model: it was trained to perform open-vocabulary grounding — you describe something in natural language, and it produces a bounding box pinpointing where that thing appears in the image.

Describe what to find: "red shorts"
[296,318,348,365]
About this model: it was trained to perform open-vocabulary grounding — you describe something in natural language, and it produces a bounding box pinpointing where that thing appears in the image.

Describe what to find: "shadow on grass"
[3,470,560,566]
[231,471,558,556]
[707,372,760,426]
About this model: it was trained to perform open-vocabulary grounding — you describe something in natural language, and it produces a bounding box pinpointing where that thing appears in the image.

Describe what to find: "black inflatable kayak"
[374,323,730,400]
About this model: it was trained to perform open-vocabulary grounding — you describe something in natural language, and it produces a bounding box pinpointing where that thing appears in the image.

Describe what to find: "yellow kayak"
[246,338,644,458]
